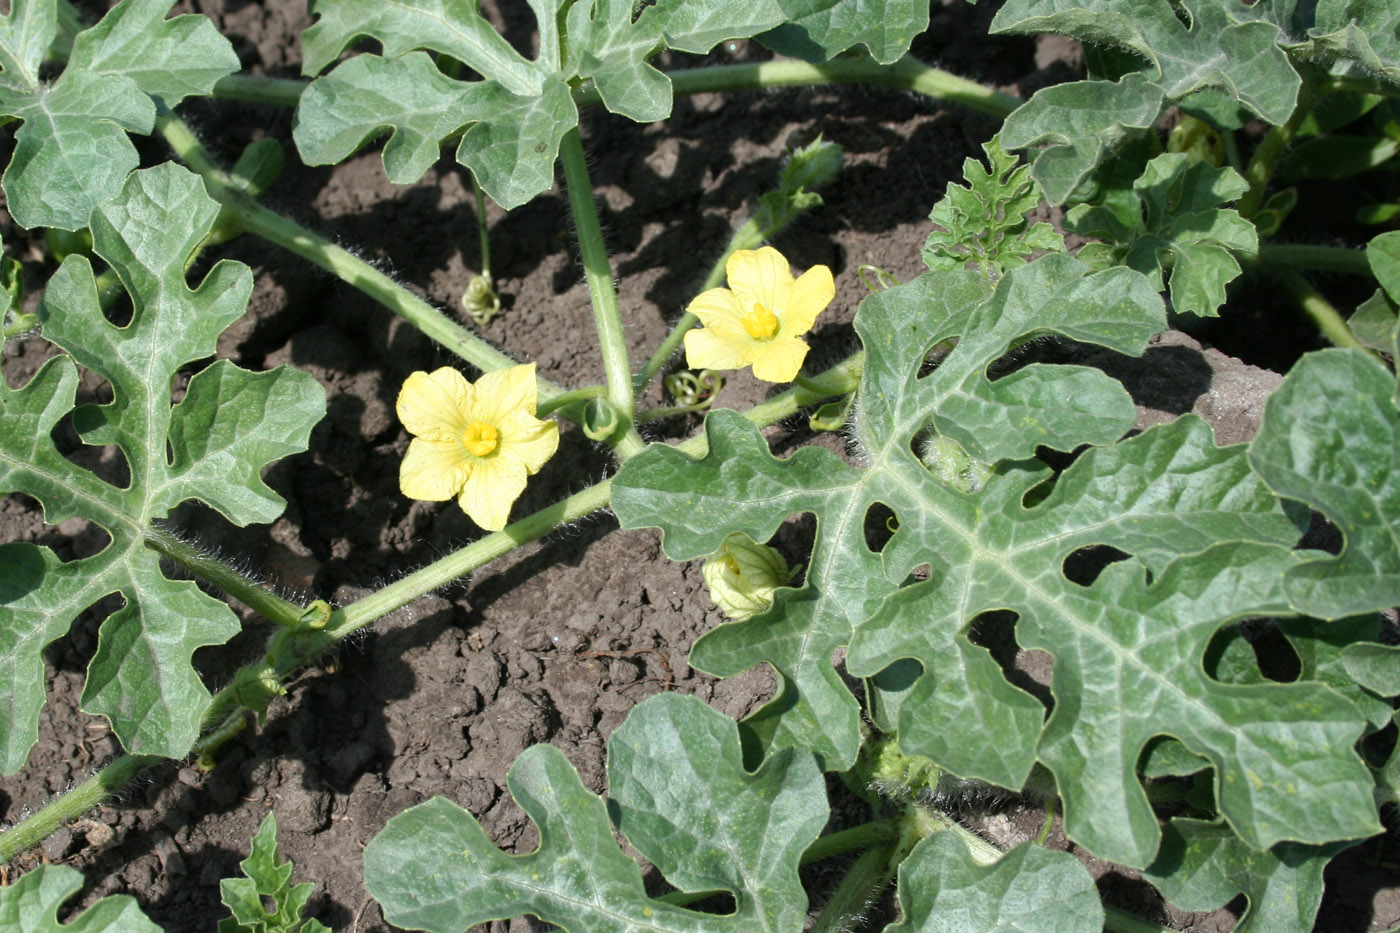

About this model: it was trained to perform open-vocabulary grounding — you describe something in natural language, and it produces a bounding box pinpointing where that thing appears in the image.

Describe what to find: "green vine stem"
[203,55,1022,122]
[579,55,1022,120]
[1258,243,1373,277]
[1272,267,1377,356]
[1239,84,1312,220]
[145,526,305,628]
[0,753,161,864]
[154,114,566,402]
[210,74,306,108]
[558,127,647,458]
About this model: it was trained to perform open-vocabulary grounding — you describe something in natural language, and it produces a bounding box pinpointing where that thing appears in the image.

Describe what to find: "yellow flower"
[396,363,559,531]
[683,246,835,383]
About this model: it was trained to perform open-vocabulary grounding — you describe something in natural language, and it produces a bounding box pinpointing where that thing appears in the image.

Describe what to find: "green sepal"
[0,864,160,931]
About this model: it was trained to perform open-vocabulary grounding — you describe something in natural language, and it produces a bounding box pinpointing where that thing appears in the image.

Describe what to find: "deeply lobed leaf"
[615,252,1380,868]
[0,164,325,773]
[295,0,786,208]
[0,0,239,230]
[364,693,825,932]
[1067,152,1257,317]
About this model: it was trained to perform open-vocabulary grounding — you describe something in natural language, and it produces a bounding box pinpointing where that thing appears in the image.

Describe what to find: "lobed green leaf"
[757,0,929,64]
[0,864,160,931]
[1143,819,1355,933]
[616,252,1380,868]
[364,693,824,932]
[1066,152,1257,317]
[993,0,1302,201]
[885,833,1104,933]
[0,164,325,773]
[923,136,1066,278]
[295,0,785,208]
[0,0,239,230]
[219,812,330,933]
[1250,348,1400,617]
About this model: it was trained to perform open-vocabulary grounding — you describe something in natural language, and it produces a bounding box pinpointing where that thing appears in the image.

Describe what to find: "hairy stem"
[155,114,564,400]
[558,127,646,458]
[0,754,161,864]
[145,526,305,628]
[1272,268,1377,356]
[582,55,1023,119]
[0,352,864,866]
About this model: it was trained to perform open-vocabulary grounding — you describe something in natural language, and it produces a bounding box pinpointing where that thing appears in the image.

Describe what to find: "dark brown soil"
[2,2,1397,931]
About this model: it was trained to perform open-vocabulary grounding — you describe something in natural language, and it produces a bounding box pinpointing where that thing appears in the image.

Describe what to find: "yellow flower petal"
[685,325,758,372]
[458,455,528,531]
[399,437,471,501]
[497,409,560,473]
[750,337,809,383]
[397,368,473,441]
[726,247,792,314]
[471,361,538,422]
[777,264,835,340]
[686,286,749,337]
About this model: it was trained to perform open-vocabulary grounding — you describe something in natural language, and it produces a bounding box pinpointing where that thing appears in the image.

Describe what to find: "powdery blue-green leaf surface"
[993,0,1301,200]
[1143,819,1355,933]
[0,0,239,230]
[614,254,1378,867]
[0,864,160,931]
[294,0,785,209]
[1066,153,1257,317]
[756,0,928,64]
[1249,349,1400,618]
[219,812,330,933]
[0,164,325,773]
[363,693,825,932]
[883,833,1103,933]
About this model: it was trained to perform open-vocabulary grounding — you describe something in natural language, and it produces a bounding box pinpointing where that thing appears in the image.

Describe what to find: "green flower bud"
[703,532,789,621]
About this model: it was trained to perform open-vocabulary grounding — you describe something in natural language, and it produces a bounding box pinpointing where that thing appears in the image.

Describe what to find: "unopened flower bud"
[703,532,789,621]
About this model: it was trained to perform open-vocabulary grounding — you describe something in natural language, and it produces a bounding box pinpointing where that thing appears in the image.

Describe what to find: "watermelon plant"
[1,1,1397,930]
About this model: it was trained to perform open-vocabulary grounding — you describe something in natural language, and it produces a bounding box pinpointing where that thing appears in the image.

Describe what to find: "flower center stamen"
[741,302,779,340]
[462,421,499,457]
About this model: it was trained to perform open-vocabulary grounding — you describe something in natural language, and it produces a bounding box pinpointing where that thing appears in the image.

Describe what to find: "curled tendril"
[857,264,901,293]
[461,271,502,325]
[664,369,724,410]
